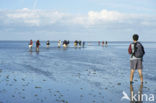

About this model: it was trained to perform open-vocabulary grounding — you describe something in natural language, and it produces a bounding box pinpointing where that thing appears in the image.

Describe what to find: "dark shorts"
[130,59,143,70]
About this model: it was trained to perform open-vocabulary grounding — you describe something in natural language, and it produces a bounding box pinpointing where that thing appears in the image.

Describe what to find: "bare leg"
[138,69,143,83]
[130,69,135,82]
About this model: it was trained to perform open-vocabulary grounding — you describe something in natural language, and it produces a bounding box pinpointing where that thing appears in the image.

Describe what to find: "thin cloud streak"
[33,0,38,9]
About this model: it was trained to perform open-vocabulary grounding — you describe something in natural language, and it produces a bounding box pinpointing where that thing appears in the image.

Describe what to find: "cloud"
[2,8,156,27]
[3,8,66,26]
[0,8,156,40]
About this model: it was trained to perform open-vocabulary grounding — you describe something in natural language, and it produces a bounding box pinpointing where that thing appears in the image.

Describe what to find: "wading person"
[58,40,61,48]
[79,40,81,47]
[105,41,108,46]
[36,40,40,52]
[82,41,85,48]
[102,41,104,46]
[46,40,50,48]
[128,34,145,84]
[29,40,33,50]
[74,40,78,47]
[63,40,67,48]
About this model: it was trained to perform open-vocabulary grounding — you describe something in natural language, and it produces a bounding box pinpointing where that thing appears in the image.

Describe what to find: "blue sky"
[0,0,156,41]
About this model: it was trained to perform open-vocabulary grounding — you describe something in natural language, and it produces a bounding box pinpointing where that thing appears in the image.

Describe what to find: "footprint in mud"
[9,84,13,86]
[0,69,2,73]
[34,94,38,96]
[80,94,83,97]
[6,75,9,79]
[35,86,41,88]
[22,97,25,99]
[22,78,25,81]
[14,79,17,81]
[98,92,102,95]
[41,99,44,103]
[117,83,121,85]
[93,95,96,97]
[92,100,96,103]
[54,90,68,103]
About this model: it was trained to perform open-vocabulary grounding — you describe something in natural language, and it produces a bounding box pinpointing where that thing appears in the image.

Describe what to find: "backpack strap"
[131,42,138,58]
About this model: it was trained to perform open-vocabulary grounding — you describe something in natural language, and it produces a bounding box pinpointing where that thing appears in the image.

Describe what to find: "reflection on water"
[130,83,143,103]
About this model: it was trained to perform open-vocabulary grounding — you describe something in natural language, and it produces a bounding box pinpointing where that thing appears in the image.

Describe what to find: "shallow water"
[0,41,156,103]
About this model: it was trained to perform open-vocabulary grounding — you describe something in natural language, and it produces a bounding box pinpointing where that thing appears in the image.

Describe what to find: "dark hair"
[133,34,139,41]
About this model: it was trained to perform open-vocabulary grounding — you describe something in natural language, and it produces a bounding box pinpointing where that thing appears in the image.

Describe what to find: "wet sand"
[0,41,156,103]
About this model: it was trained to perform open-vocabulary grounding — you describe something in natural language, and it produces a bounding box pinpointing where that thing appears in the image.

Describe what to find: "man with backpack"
[128,34,145,84]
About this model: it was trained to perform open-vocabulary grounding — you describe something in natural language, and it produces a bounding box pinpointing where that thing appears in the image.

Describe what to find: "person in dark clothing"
[36,40,40,52]
[74,40,78,47]
[63,40,68,48]
[105,41,108,46]
[67,40,70,45]
[128,34,145,84]
[79,40,81,47]
[46,40,50,48]
[102,41,104,46]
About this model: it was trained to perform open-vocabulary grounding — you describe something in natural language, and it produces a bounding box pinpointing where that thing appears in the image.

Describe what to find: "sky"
[0,0,156,41]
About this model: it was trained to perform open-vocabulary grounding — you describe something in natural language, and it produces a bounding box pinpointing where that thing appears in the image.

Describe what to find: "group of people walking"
[98,41,108,46]
[29,40,41,52]
[74,40,85,48]
[28,40,86,51]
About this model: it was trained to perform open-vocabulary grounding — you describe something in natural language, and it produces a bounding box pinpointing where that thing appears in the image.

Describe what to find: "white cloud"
[2,8,156,27]
[88,10,123,22]
[5,8,66,26]
[0,8,156,40]
[70,9,156,27]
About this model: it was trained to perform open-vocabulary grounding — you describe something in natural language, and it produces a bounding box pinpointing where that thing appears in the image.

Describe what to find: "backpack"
[131,42,145,58]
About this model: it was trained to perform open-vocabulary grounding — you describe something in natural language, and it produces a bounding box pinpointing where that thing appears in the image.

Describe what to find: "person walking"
[29,40,33,49]
[128,34,145,84]
[105,41,108,46]
[58,40,61,48]
[74,40,78,47]
[102,41,104,46]
[79,40,81,47]
[36,40,40,52]
[46,40,50,48]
